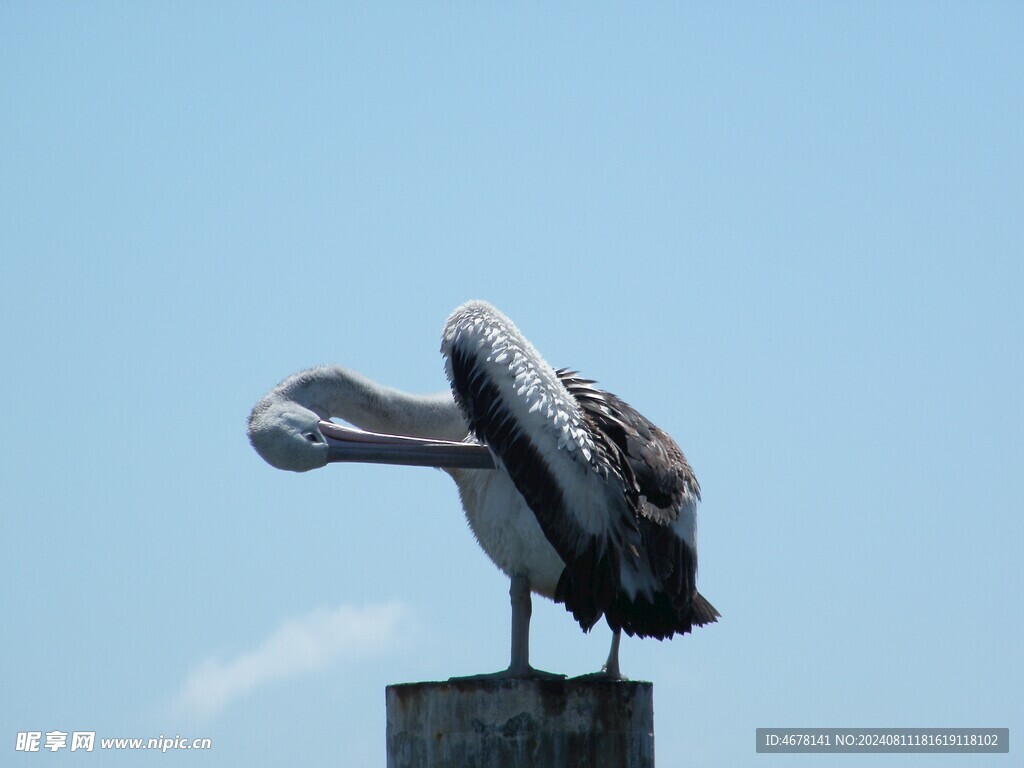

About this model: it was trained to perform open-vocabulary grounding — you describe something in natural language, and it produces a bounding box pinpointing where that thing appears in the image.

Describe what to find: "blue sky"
[2,3,1021,766]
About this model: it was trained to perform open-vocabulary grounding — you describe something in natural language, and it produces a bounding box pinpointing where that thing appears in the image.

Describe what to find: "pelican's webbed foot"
[450,665,566,682]
[572,667,627,681]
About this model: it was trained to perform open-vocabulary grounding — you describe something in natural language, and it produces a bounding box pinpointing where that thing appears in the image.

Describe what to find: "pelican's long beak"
[319,421,495,470]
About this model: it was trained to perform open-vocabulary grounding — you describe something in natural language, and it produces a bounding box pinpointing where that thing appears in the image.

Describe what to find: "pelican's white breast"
[449,468,565,598]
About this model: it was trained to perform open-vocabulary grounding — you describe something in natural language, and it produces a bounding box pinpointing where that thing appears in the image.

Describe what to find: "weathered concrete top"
[386,678,654,768]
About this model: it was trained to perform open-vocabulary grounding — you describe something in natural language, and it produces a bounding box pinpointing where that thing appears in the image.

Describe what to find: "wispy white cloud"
[173,602,405,720]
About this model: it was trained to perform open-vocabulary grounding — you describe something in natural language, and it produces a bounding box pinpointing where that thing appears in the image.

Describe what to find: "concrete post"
[386,678,654,768]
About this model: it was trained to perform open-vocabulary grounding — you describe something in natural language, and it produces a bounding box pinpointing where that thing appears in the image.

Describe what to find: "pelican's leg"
[602,629,622,678]
[574,628,626,680]
[451,573,564,681]
[508,571,530,673]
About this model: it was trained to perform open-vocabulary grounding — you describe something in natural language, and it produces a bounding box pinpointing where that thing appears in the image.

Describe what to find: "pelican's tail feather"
[691,592,720,626]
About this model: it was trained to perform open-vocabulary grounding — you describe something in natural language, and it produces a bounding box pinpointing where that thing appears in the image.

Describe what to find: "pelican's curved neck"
[258,366,468,441]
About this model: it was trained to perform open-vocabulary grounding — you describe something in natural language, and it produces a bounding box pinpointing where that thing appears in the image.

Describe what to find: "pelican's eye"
[304,432,322,443]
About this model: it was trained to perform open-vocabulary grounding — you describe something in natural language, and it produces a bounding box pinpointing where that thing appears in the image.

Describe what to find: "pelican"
[247,300,717,678]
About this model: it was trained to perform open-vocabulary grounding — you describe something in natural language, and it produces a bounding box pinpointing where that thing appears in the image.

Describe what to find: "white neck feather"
[253,365,468,441]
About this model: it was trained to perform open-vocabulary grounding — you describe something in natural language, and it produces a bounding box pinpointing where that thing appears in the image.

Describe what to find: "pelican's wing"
[555,370,700,518]
[558,370,719,630]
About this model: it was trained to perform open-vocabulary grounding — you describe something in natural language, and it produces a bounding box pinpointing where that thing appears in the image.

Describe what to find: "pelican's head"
[247,395,330,472]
